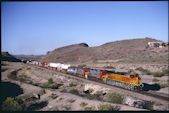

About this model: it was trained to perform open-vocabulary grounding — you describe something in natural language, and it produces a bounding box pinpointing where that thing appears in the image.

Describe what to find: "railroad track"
[29,64,169,105]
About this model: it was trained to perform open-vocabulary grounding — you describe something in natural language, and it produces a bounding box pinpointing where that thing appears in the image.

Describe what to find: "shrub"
[84,106,95,111]
[146,45,149,49]
[83,94,93,100]
[161,69,168,75]
[18,74,30,82]
[41,83,61,89]
[26,67,31,70]
[97,104,119,111]
[50,93,58,99]
[1,97,23,111]
[50,84,61,89]
[152,69,168,77]
[93,91,103,101]
[8,71,18,80]
[152,72,163,77]
[152,78,159,82]
[8,69,22,80]
[167,80,169,83]
[64,106,71,110]
[67,99,76,103]
[80,102,88,107]
[104,66,115,69]
[88,88,94,94]
[78,64,86,68]
[135,67,151,75]
[105,92,124,104]
[60,88,67,92]
[69,89,79,95]
[59,97,64,100]
[159,83,166,88]
[69,82,77,87]
[48,78,54,84]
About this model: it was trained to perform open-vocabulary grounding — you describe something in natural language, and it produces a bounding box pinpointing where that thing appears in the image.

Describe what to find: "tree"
[1,97,23,111]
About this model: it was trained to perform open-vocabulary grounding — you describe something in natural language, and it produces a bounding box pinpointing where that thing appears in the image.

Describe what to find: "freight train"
[25,60,143,91]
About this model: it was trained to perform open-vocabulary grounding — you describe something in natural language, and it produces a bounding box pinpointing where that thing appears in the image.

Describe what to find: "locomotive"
[67,67,142,90]
[28,61,143,91]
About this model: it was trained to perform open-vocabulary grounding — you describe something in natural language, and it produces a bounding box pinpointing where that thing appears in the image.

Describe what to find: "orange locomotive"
[67,67,143,91]
[99,70,142,90]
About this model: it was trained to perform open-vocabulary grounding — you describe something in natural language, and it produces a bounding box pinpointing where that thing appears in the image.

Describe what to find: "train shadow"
[142,83,160,91]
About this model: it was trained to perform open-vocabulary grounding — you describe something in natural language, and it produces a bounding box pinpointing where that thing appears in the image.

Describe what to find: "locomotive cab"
[128,73,142,90]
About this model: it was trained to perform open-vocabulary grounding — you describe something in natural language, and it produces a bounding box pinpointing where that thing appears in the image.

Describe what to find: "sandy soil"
[1,61,168,111]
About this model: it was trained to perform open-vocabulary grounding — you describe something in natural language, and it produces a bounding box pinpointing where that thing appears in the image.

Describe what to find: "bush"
[105,92,124,104]
[41,83,61,89]
[60,88,67,92]
[64,106,71,110]
[135,67,151,75]
[8,71,18,80]
[159,83,167,88]
[59,97,64,100]
[8,69,22,80]
[83,94,93,100]
[152,72,162,77]
[80,102,88,107]
[104,66,115,69]
[48,78,54,84]
[26,67,31,70]
[50,93,58,99]
[152,69,168,77]
[88,88,94,94]
[67,99,76,103]
[97,104,119,111]
[161,69,168,76]
[84,106,95,111]
[69,82,77,87]
[152,78,159,82]
[146,45,149,49]
[78,64,86,68]
[1,97,23,111]
[50,84,61,89]
[69,89,79,95]
[93,91,103,101]
[18,74,30,82]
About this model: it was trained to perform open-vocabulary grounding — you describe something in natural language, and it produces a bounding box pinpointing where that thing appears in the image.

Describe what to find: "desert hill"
[41,38,168,64]
[14,55,45,61]
[1,52,21,62]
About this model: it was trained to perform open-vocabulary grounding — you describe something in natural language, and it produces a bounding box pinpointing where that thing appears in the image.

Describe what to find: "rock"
[123,96,153,109]
[84,84,110,95]
[153,104,169,111]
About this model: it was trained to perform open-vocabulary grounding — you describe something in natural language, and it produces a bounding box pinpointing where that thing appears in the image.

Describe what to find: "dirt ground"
[1,61,168,111]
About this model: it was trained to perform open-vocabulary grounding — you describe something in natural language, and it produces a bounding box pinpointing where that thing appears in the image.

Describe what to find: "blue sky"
[1,1,168,55]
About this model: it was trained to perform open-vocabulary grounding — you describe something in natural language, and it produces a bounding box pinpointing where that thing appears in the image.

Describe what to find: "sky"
[1,1,168,55]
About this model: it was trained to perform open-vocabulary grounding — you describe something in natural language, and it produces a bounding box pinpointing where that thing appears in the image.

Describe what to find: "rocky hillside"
[41,38,168,64]
[1,52,21,62]
[14,55,45,61]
